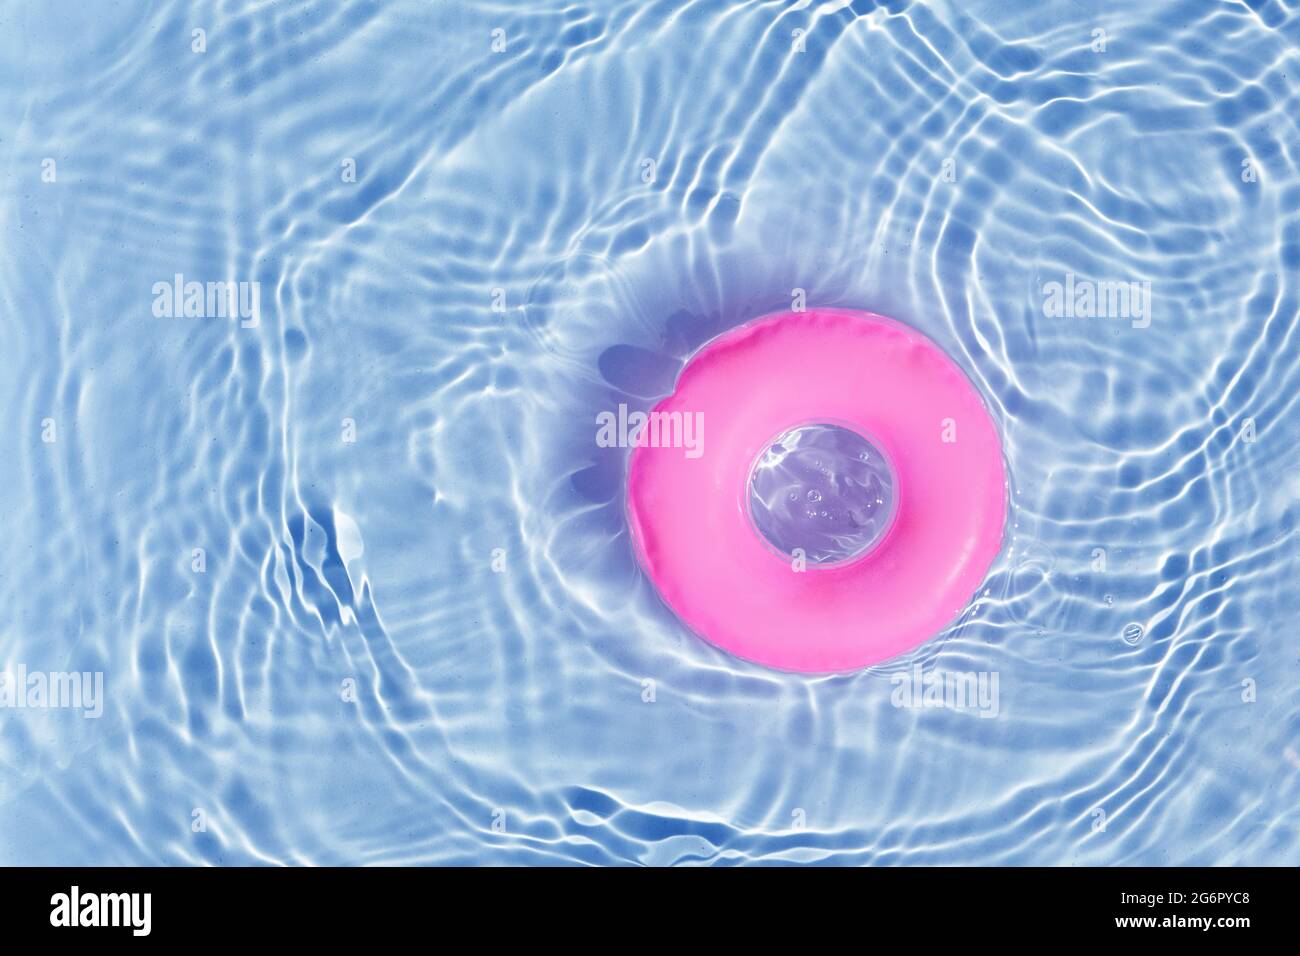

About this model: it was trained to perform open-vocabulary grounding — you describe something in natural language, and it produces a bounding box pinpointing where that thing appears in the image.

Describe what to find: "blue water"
[749,423,898,565]
[2,0,1298,866]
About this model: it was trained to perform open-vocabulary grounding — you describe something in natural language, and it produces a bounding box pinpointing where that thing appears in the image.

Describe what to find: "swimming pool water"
[748,422,898,565]
[1,0,1297,865]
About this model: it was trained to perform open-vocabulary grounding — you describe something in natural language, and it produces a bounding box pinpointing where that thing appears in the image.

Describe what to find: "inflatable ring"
[626,309,1007,673]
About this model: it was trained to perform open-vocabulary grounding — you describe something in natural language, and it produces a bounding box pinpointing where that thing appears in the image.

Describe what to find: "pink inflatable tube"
[626,309,1007,673]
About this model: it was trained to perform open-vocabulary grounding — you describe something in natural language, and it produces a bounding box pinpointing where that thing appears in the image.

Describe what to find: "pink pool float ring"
[626,308,1007,673]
